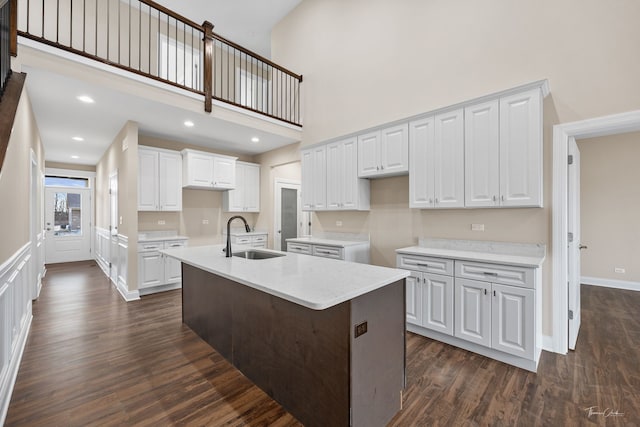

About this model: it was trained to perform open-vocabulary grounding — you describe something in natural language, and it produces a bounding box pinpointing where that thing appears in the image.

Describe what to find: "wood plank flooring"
[6,262,640,426]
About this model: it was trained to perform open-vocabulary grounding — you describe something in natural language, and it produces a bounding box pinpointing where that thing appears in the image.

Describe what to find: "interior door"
[109,171,119,284]
[568,137,582,350]
[45,187,92,263]
[274,180,303,251]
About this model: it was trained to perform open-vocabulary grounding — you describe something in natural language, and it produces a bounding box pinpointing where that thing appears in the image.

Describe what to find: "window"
[51,191,83,237]
[45,176,89,187]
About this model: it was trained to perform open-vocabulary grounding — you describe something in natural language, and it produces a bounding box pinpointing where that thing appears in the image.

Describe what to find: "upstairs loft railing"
[16,0,302,126]
[1,0,13,99]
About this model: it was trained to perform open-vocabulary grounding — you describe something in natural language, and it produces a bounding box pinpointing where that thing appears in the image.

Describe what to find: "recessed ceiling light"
[72,136,84,141]
[184,120,194,127]
[71,155,80,159]
[76,95,95,104]
[251,137,260,143]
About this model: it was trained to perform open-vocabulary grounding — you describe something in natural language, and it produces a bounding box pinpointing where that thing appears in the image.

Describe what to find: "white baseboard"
[116,280,140,302]
[542,335,555,352]
[582,276,640,292]
[139,282,181,296]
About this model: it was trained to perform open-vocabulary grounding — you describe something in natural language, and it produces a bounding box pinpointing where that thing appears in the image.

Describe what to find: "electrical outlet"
[158,220,166,225]
[202,219,209,225]
[471,223,485,231]
[119,216,123,225]
[336,221,343,227]
[354,321,368,338]
[615,267,626,274]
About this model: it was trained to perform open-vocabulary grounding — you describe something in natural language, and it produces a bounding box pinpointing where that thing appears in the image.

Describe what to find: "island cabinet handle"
[483,271,499,276]
[170,244,182,247]
[144,245,158,250]
[416,263,430,268]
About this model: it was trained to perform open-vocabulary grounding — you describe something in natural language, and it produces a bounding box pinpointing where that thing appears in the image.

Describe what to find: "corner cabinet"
[357,123,409,178]
[181,149,237,190]
[223,161,260,212]
[138,146,182,211]
[397,250,541,372]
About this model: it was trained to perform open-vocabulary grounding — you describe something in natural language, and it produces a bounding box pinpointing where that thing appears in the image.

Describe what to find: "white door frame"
[551,110,640,354]
[44,168,96,262]
[30,150,39,300]
[274,178,303,251]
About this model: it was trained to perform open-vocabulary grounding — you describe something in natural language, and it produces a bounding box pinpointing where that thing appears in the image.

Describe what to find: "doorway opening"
[552,110,640,354]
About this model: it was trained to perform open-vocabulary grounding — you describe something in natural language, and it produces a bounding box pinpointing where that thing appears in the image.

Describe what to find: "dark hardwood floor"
[6,262,639,426]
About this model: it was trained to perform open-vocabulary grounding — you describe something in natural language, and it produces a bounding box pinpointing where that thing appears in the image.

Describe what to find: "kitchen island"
[162,245,409,427]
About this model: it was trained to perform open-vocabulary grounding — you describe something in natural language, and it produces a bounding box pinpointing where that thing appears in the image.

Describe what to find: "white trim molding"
[552,110,640,354]
[0,243,35,425]
[116,235,140,302]
[582,277,640,292]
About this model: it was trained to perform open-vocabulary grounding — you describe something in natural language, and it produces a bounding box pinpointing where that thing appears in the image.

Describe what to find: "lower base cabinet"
[138,239,187,294]
[398,252,540,371]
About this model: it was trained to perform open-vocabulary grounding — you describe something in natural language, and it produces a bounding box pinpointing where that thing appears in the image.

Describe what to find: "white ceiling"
[24,0,303,166]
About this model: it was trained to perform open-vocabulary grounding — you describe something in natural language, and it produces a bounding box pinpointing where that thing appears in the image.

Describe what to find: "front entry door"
[45,187,92,263]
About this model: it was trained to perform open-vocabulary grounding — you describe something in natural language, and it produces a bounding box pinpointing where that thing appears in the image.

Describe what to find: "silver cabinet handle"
[376,166,380,170]
[416,263,430,268]
[170,244,182,247]
[435,198,439,204]
[492,195,497,202]
[381,165,384,170]
[501,195,505,201]
[483,272,498,276]
[484,289,487,295]
[428,198,433,204]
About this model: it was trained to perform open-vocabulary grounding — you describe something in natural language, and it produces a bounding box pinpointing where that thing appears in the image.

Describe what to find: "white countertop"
[162,244,408,310]
[286,232,370,248]
[138,231,188,243]
[396,238,546,267]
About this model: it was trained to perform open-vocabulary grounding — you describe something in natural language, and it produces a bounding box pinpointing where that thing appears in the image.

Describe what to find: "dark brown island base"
[164,245,408,427]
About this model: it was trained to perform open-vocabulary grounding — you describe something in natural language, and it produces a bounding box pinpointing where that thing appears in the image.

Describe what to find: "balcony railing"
[16,0,302,126]
[1,0,12,99]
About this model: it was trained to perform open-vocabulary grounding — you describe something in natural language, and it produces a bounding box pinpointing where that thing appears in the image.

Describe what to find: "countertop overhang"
[162,244,408,310]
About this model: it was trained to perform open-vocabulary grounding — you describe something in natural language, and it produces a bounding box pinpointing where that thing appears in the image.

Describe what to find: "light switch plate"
[158,220,166,225]
[615,267,626,274]
[336,221,343,227]
[471,223,485,231]
[202,219,209,225]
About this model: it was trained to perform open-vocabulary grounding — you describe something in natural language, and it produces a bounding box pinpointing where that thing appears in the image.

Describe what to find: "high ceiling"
[23,0,303,166]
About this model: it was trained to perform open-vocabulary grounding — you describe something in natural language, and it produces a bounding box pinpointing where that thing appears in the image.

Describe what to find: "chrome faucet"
[225,215,251,257]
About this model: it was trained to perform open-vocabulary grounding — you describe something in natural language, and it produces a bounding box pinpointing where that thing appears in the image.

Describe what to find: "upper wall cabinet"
[301,145,327,211]
[357,123,409,178]
[465,87,544,208]
[409,109,465,209]
[138,146,182,211]
[223,161,260,212]
[181,149,237,190]
[326,137,370,210]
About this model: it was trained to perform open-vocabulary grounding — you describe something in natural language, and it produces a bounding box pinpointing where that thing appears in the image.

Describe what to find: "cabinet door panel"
[138,252,163,288]
[138,149,159,211]
[434,109,465,208]
[187,153,215,187]
[454,278,491,347]
[423,273,454,336]
[409,117,435,208]
[380,124,409,174]
[301,149,314,210]
[325,141,343,210]
[212,156,236,189]
[244,164,260,212]
[499,88,542,207]
[465,100,499,207]
[357,131,380,177]
[159,152,182,211]
[312,146,327,210]
[341,138,360,209]
[491,283,534,358]
[406,271,422,325]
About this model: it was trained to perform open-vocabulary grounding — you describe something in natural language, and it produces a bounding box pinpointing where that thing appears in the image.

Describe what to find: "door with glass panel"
[45,180,92,263]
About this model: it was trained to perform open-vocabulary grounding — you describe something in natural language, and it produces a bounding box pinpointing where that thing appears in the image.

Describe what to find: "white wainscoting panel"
[0,243,34,425]
[95,227,111,278]
[117,235,139,301]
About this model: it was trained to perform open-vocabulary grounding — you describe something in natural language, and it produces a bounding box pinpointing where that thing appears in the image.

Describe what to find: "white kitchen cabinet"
[138,238,188,294]
[286,236,370,263]
[465,87,543,208]
[396,241,542,371]
[225,232,268,249]
[301,146,326,211]
[499,88,543,207]
[357,123,409,178]
[223,161,260,212]
[409,110,464,209]
[454,278,492,347]
[138,146,182,211]
[326,138,370,210]
[182,149,237,190]
[464,100,500,207]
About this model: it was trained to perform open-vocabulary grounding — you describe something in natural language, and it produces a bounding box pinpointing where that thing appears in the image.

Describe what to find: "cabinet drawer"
[252,242,267,248]
[397,254,453,276]
[164,240,187,249]
[138,242,163,252]
[287,242,311,254]
[252,234,267,243]
[312,245,343,259]
[234,236,252,245]
[455,260,534,288]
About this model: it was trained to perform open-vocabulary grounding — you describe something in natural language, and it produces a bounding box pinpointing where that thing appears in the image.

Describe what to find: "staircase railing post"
[202,20,214,113]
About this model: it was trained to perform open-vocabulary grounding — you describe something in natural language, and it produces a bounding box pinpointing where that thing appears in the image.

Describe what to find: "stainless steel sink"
[232,249,286,260]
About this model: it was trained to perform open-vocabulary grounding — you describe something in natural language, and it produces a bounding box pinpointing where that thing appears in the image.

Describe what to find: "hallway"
[6,261,640,425]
